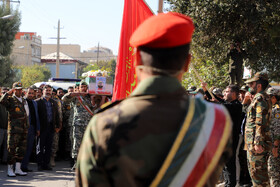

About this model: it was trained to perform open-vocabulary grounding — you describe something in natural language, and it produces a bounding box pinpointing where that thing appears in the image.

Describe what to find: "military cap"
[80,80,88,86]
[187,86,197,92]
[213,88,223,97]
[30,85,37,89]
[12,82,23,89]
[266,87,279,96]
[130,12,194,48]
[245,72,269,84]
[240,85,249,92]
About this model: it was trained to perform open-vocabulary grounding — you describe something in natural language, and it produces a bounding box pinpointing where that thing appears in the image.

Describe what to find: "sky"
[10,0,168,55]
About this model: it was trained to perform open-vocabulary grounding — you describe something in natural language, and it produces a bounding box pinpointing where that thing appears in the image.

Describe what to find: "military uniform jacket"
[0,93,28,134]
[62,93,93,126]
[270,103,280,142]
[245,91,272,151]
[75,76,232,187]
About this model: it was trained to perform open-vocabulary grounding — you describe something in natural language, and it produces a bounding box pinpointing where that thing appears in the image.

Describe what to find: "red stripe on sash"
[77,96,94,116]
[183,106,226,187]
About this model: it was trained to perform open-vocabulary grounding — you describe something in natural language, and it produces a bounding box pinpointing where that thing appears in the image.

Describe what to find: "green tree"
[0,5,21,86]
[82,59,116,78]
[167,0,280,86]
[18,64,51,87]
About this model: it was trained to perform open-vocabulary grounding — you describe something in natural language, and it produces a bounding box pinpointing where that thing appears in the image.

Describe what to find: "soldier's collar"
[131,76,182,96]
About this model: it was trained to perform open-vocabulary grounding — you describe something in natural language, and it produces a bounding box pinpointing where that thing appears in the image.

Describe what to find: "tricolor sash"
[76,96,94,116]
[151,97,232,187]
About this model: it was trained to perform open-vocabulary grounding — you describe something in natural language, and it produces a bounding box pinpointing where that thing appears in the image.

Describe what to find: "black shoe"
[43,166,52,171]
[21,167,33,172]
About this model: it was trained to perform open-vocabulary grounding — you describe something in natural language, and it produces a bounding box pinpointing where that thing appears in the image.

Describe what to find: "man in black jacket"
[36,85,59,171]
[221,85,243,187]
[202,83,243,186]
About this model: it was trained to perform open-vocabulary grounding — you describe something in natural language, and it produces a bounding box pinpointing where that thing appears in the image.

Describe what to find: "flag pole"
[189,63,215,99]
[158,0,163,13]
[142,0,155,14]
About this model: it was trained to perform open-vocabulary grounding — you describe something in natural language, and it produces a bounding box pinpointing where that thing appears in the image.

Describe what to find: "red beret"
[130,12,194,48]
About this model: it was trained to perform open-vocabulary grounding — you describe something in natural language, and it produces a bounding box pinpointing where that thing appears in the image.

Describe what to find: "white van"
[34,78,81,91]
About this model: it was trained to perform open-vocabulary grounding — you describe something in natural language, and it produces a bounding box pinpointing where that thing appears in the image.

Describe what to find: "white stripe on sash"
[170,102,215,187]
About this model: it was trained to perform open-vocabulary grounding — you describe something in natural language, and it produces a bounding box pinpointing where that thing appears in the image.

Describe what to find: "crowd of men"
[0,81,108,177]
[186,73,280,187]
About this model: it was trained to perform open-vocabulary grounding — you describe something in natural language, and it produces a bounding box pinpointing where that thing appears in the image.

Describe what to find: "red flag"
[112,0,153,101]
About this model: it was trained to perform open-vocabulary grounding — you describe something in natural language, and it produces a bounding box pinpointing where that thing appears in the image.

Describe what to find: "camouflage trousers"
[72,125,87,159]
[7,132,27,165]
[268,151,280,187]
[247,149,269,186]
[63,121,72,153]
[51,131,59,158]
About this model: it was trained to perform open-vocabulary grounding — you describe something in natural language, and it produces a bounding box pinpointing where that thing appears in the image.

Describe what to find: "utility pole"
[56,20,60,78]
[49,19,66,78]
[96,42,99,65]
[6,0,10,9]
[5,0,20,9]
[158,0,163,13]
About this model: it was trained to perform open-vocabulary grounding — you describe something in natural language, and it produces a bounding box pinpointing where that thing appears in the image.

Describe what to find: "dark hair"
[68,86,74,89]
[138,44,190,72]
[27,87,35,91]
[256,79,269,91]
[226,84,239,95]
[57,87,63,91]
[43,85,52,90]
[37,87,43,92]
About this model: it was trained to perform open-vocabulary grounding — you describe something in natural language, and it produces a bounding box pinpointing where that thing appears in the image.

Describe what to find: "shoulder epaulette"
[94,99,124,114]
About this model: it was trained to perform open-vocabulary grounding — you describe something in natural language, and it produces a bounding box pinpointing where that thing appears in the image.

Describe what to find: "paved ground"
[0,161,75,187]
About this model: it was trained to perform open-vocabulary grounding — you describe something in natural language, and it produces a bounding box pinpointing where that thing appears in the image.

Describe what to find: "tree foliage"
[0,5,21,86]
[167,0,280,87]
[82,59,116,78]
[16,65,51,87]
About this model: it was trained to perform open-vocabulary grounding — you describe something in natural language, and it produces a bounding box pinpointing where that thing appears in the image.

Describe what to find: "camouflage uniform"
[0,93,28,164]
[244,91,272,186]
[75,76,232,187]
[68,102,74,153]
[51,96,63,159]
[267,99,280,187]
[62,100,72,153]
[62,93,93,159]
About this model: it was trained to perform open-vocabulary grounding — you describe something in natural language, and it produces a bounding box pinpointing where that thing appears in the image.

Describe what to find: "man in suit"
[21,87,40,172]
[36,85,59,171]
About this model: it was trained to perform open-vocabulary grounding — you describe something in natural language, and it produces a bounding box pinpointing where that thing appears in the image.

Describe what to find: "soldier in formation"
[243,72,272,186]
[266,87,280,186]
[62,81,94,170]
[0,82,28,177]
[76,12,232,187]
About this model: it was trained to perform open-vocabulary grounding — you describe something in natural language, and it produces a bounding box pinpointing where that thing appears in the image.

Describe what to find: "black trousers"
[229,68,243,87]
[223,140,239,187]
[37,127,53,167]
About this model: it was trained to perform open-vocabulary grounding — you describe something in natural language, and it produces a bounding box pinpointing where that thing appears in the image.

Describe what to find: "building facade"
[41,52,87,79]
[11,32,42,66]
[42,44,117,64]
